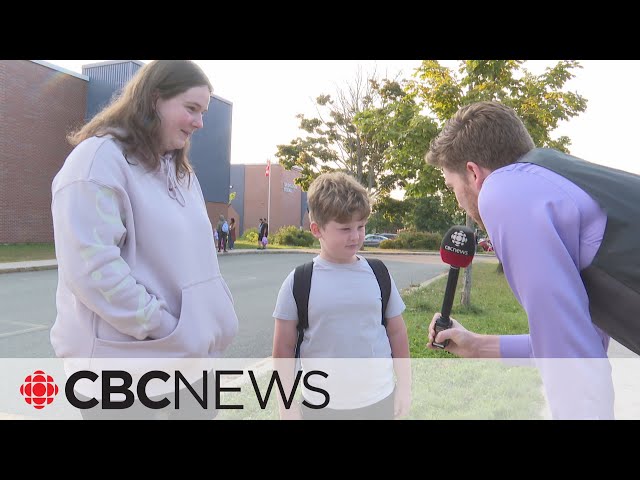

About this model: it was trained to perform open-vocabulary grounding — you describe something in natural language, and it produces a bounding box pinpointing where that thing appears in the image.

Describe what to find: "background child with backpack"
[216,215,228,253]
[272,172,411,420]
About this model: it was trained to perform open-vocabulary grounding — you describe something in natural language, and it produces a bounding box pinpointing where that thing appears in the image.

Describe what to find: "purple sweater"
[479,162,613,418]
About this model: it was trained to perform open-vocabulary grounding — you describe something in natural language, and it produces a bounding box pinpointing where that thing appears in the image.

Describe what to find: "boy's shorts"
[300,388,394,420]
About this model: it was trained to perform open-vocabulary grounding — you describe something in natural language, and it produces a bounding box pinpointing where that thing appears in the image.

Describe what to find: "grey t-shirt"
[273,255,406,408]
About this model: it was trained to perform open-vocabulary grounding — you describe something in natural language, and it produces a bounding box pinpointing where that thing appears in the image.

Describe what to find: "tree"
[409,196,464,234]
[368,197,407,233]
[370,60,587,306]
[368,195,464,235]
[274,68,410,198]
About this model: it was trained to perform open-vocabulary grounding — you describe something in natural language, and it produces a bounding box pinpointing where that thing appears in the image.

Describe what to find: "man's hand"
[428,313,477,357]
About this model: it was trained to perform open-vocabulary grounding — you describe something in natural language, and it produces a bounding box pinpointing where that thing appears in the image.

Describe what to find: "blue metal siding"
[83,62,143,120]
[301,191,308,225]
[230,165,246,233]
[190,97,232,204]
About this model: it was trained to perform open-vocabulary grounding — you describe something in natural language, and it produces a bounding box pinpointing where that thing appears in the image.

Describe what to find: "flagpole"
[267,159,271,229]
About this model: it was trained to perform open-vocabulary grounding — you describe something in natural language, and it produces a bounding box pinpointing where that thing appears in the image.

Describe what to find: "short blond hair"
[307,172,371,227]
[426,101,535,174]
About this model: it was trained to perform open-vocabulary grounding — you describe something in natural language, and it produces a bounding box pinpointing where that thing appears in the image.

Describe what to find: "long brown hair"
[67,60,213,180]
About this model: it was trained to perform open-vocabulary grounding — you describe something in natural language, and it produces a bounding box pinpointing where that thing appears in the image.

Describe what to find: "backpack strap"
[365,257,391,327]
[291,257,391,359]
[292,261,314,358]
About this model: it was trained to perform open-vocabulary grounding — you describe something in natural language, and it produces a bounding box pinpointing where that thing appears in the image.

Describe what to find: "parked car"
[379,233,399,240]
[363,234,390,247]
[478,237,494,252]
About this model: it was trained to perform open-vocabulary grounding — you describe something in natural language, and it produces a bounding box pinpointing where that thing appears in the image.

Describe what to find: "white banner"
[2,357,639,420]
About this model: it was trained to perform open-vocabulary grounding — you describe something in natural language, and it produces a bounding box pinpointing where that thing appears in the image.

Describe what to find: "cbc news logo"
[20,370,59,410]
[450,230,468,247]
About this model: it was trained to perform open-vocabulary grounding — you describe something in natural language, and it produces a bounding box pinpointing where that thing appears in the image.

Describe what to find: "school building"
[230,163,310,237]
[0,60,308,244]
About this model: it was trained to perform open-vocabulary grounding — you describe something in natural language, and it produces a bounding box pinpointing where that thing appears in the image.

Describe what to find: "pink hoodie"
[50,136,238,360]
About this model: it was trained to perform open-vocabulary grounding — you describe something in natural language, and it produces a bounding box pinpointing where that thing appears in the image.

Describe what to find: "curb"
[0,250,496,274]
[0,262,58,274]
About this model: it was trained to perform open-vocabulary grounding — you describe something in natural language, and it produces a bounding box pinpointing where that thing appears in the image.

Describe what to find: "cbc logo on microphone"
[450,230,468,247]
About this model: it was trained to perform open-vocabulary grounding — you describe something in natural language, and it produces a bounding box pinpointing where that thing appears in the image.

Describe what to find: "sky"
[44,60,640,176]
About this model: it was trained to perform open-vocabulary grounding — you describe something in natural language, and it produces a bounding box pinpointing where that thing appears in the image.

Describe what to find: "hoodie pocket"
[208,276,239,354]
[92,276,238,358]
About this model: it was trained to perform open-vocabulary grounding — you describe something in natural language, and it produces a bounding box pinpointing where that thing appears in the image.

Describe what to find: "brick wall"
[242,164,304,237]
[0,61,87,243]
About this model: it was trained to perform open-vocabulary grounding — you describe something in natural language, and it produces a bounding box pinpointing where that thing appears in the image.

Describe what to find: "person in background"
[259,218,269,250]
[257,218,264,250]
[228,217,236,250]
[216,214,228,253]
[425,100,640,419]
[50,60,239,419]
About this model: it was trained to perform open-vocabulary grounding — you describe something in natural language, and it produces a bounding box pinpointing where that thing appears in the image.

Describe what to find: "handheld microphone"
[432,225,476,349]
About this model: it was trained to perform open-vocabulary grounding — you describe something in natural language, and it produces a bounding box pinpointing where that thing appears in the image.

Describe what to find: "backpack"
[292,257,391,358]
[222,221,229,233]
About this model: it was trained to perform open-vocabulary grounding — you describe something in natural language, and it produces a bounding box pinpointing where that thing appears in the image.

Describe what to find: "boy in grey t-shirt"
[272,172,411,420]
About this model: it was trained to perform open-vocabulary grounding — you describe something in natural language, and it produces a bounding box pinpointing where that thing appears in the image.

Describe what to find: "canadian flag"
[265,159,271,177]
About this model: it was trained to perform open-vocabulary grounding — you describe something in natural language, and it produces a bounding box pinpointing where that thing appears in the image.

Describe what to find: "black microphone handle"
[433,266,459,349]
[440,266,460,322]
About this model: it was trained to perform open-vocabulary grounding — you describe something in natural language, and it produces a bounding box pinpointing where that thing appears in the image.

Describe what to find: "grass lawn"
[0,243,56,262]
[216,262,544,420]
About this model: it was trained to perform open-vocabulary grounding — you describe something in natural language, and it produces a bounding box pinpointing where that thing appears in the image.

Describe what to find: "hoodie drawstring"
[161,154,186,207]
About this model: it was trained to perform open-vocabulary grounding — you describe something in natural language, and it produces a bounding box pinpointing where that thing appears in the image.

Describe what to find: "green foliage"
[378,238,396,249]
[379,231,442,250]
[241,228,259,243]
[370,195,462,235]
[367,211,401,234]
[274,70,417,197]
[355,79,440,197]
[271,225,315,247]
[407,196,464,234]
[403,231,442,251]
[404,263,530,358]
[397,60,587,198]
[0,243,56,262]
[367,196,407,233]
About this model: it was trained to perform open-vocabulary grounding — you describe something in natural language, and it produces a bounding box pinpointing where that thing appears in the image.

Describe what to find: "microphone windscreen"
[440,225,476,268]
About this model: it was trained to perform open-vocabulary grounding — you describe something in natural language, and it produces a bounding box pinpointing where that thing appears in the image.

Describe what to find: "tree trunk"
[460,215,474,307]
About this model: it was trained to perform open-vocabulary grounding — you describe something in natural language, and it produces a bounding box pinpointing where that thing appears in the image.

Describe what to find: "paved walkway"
[0,259,59,274]
[0,248,462,275]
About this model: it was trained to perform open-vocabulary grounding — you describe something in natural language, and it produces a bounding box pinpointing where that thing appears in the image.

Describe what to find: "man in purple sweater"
[425,101,640,419]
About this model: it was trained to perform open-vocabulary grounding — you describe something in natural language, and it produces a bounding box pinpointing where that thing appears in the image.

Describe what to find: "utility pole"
[266,159,271,228]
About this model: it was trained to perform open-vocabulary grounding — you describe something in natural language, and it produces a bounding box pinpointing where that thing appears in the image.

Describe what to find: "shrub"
[387,231,442,251]
[379,239,396,249]
[241,227,259,243]
[272,225,315,247]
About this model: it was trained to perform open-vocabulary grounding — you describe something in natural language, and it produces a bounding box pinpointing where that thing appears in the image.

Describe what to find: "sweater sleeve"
[479,167,613,419]
[479,169,607,359]
[52,180,178,340]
